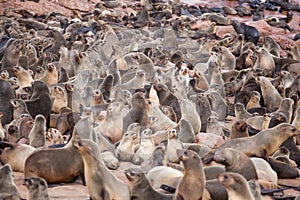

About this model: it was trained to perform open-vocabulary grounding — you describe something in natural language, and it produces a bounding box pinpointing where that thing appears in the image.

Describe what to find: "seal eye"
[291,128,296,132]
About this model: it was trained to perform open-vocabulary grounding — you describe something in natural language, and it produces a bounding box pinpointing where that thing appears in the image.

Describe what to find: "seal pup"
[174,149,206,200]
[132,129,155,165]
[73,139,130,200]
[28,114,46,148]
[166,129,184,163]
[24,177,50,200]
[180,98,201,134]
[215,123,300,157]
[125,167,173,200]
[115,131,137,162]
[217,172,255,200]
[50,85,68,114]
[246,91,261,110]
[230,120,249,139]
[0,164,21,200]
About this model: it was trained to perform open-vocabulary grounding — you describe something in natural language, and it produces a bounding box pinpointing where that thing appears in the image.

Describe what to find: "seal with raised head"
[73,139,130,200]
[216,123,300,158]
[0,164,22,199]
[24,177,50,200]
[231,19,260,44]
[125,167,173,200]
[174,149,206,200]
[217,172,255,200]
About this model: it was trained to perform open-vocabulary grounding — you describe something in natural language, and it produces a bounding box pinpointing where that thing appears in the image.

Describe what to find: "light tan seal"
[28,114,46,148]
[0,141,35,172]
[217,172,255,200]
[24,177,50,200]
[125,167,173,200]
[73,139,130,200]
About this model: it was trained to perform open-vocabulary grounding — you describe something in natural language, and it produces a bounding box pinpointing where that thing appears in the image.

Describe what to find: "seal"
[123,92,148,132]
[256,76,282,111]
[216,123,300,157]
[234,102,254,121]
[39,63,58,86]
[125,167,173,200]
[230,120,249,139]
[115,131,137,162]
[213,148,258,181]
[0,164,22,199]
[10,99,30,119]
[132,129,155,165]
[24,177,50,200]
[250,157,278,185]
[24,117,93,184]
[0,79,14,126]
[25,81,52,127]
[154,83,181,121]
[0,141,35,172]
[174,149,206,200]
[28,114,46,148]
[166,129,183,163]
[45,128,64,146]
[50,85,68,114]
[72,139,130,200]
[231,19,260,44]
[217,172,255,200]
[180,98,201,134]
[246,91,261,109]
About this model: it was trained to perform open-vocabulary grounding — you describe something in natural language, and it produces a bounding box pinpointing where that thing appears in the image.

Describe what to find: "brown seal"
[216,123,300,157]
[25,81,52,127]
[72,139,130,200]
[125,167,173,200]
[230,120,249,139]
[123,92,148,131]
[24,177,50,200]
[24,117,93,184]
[217,172,255,200]
[174,149,207,200]
[115,131,137,162]
[10,99,30,119]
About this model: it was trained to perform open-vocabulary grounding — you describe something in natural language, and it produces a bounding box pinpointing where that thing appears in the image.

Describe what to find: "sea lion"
[267,157,299,179]
[231,20,260,44]
[180,98,201,134]
[125,167,173,200]
[141,143,167,172]
[217,172,255,200]
[115,131,137,162]
[12,66,34,89]
[215,123,300,158]
[97,102,124,143]
[234,102,254,121]
[0,164,21,200]
[174,149,206,200]
[178,118,195,143]
[246,91,261,110]
[24,177,50,200]
[253,48,275,77]
[230,120,249,139]
[0,79,14,126]
[45,128,64,146]
[50,85,68,114]
[200,13,232,25]
[0,141,35,172]
[166,129,183,163]
[72,139,130,200]
[39,63,58,86]
[206,114,224,137]
[146,99,177,132]
[123,92,148,132]
[154,83,181,122]
[25,117,93,184]
[28,114,46,148]
[25,81,51,127]
[213,148,258,181]
[132,129,155,165]
[256,76,282,111]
